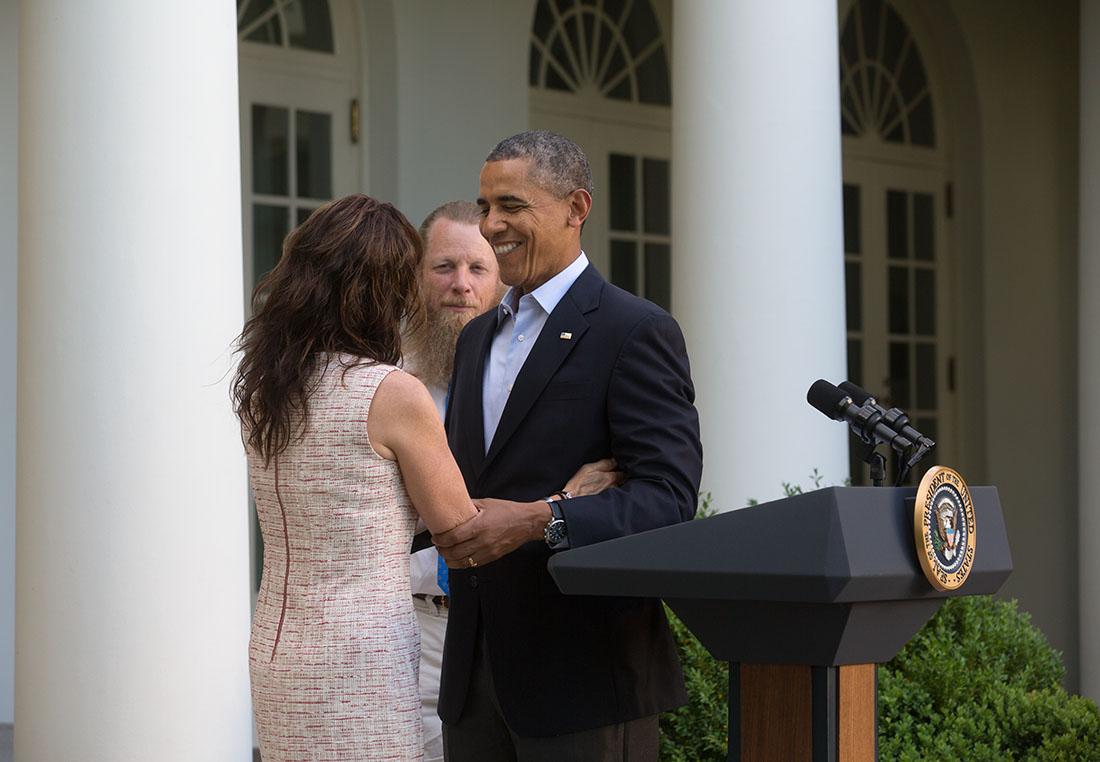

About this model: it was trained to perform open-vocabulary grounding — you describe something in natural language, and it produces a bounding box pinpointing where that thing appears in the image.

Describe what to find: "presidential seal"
[914,466,976,591]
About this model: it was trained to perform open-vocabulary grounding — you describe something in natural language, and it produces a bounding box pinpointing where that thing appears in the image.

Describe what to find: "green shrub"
[659,603,729,762]
[659,493,728,762]
[878,596,1100,760]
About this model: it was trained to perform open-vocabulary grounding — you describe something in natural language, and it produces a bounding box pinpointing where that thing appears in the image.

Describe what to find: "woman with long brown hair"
[233,195,479,760]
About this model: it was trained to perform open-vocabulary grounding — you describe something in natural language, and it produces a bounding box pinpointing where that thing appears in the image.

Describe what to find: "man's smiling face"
[477,158,581,294]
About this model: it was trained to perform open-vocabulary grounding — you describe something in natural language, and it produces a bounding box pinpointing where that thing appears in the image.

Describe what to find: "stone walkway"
[0,727,257,760]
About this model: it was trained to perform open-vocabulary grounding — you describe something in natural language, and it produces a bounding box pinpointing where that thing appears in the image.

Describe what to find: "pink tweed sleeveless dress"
[247,358,422,761]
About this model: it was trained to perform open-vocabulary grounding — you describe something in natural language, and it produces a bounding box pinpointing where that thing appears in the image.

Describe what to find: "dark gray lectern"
[548,486,1012,762]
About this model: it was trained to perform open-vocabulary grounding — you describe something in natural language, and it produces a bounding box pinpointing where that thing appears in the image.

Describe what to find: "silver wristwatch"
[543,498,568,546]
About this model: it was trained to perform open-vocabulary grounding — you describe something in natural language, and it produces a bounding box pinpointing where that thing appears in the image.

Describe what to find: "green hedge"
[879,596,1100,760]
[659,603,729,762]
[658,596,1100,761]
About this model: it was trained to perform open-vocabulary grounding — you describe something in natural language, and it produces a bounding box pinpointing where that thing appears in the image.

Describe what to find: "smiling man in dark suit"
[431,130,703,762]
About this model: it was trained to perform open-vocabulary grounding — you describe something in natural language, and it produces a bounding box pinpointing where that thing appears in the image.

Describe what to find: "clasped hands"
[432,497,544,569]
[433,457,624,569]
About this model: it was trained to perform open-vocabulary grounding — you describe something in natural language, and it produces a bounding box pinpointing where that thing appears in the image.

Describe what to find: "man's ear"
[566,189,592,228]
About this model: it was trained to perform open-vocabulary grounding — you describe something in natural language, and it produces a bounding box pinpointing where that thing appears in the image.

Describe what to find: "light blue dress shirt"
[482,252,590,453]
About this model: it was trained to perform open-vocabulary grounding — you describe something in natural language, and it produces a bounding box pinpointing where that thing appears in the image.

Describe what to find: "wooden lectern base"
[730,663,876,762]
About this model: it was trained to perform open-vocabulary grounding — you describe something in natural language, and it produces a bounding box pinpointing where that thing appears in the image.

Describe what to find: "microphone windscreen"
[807,379,848,420]
[838,381,873,406]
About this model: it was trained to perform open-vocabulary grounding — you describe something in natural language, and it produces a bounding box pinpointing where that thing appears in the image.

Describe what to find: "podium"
[547,486,1012,762]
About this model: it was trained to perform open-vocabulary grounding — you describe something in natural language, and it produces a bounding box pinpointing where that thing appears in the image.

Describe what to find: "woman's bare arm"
[367,369,478,535]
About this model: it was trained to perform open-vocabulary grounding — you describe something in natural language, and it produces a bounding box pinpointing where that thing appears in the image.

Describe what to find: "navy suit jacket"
[439,263,703,737]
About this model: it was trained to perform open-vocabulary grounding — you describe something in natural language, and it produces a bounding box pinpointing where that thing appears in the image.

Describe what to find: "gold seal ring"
[467,556,478,568]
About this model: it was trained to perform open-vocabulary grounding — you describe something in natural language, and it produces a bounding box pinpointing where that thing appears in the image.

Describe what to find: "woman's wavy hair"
[233,194,423,464]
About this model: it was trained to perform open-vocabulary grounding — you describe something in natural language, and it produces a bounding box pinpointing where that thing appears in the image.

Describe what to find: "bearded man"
[404,202,506,403]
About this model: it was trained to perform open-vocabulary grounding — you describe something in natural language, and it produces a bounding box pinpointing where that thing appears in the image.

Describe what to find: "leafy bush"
[659,493,728,761]
[878,596,1100,760]
[659,603,729,762]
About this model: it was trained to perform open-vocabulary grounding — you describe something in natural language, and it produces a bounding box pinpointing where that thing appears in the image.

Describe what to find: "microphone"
[807,379,913,451]
[837,381,935,449]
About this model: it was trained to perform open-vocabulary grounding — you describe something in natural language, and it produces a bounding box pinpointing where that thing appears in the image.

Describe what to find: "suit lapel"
[482,265,603,471]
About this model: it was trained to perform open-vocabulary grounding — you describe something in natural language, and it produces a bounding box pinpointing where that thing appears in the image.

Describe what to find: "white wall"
[0,0,17,726]
[950,0,1081,691]
[384,0,535,224]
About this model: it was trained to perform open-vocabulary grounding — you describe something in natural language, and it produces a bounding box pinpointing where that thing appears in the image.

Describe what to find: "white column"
[1080,0,1100,703]
[671,1,848,507]
[16,2,252,759]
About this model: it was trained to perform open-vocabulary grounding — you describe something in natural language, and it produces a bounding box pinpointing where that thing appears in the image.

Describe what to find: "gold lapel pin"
[560,332,573,340]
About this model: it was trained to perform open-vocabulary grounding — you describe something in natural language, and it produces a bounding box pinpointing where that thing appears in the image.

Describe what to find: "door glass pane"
[610,239,638,293]
[915,268,935,336]
[846,262,862,331]
[847,338,862,387]
[913,192,934,261]
[909,98,935,147]
[546,61,572,92]
[547,36,575,92]
[605,52,631,100]
[285,0,334,53]
[621,0,661,57]
[254,204,289,286]
[916,343,937,409]
[253,105,289,195]
[644,243,671,311]
[889,342,911,409]
[297,206,318,226]
[240,0,282,45]
[888,266,909,334]
[609,153,636,231]
[887,189,908,259]
[884,109,905,142]
[635,47,671,105]
[915,416,937,442]
[847,335,865,486]
[843,184,861,253]
[643,158,670,235]
[296,110,333,199]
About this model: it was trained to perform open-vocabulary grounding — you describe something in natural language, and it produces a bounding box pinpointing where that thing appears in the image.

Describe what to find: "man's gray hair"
[418,200,483,262]
[485,130,594,199]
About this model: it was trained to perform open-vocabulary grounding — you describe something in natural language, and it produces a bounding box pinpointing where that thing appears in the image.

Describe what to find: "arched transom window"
[839,0,934,147]
[529,0,670,106]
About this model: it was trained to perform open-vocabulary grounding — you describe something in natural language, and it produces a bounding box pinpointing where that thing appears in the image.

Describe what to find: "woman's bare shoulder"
[369,369,441,459]
[374,367,432,407]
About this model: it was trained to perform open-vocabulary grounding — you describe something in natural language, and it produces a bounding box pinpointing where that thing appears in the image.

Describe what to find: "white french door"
[842,158,955,484]
[238,0,361,304]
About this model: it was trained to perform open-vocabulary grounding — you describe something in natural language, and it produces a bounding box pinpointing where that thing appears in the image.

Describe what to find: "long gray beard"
[403,311,468,390]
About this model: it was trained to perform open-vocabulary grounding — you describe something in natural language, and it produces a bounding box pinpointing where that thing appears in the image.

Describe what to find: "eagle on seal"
[935,496,959,561]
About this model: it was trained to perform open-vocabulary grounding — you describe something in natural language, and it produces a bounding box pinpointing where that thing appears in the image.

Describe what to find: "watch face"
[546,518,567,545]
